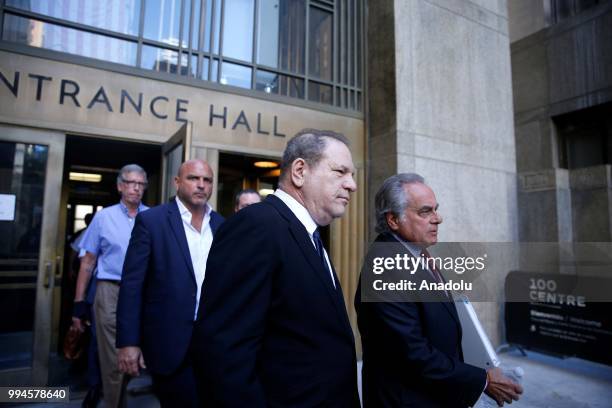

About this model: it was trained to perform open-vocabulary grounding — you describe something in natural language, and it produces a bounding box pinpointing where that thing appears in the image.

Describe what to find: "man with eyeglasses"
[72,164,149,408]
[117,159,224,407]
[355,173,523,407]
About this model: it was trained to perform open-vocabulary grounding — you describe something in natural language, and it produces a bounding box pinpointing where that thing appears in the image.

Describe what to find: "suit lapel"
[288,222,346,304]
[167,200,196,284]
[268,195,353,335]
[385,233,462,329]
[209,211,223,235]
[329,262,355,335]
[420,267,461,328]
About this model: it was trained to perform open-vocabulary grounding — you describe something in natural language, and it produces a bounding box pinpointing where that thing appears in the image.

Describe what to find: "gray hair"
[117,164,147,184]
[279,129,350,183]
[375,173,425,234]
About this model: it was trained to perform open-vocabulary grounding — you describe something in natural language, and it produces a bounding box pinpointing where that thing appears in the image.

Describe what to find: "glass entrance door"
[161,122,192,202]
[0,126,65,386]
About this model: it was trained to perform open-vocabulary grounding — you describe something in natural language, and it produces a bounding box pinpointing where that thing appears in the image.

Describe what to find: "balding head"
[178,159,212,178]
[174,159,214,213]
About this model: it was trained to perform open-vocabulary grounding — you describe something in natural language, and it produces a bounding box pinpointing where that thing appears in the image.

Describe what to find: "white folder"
[454,295,500,369]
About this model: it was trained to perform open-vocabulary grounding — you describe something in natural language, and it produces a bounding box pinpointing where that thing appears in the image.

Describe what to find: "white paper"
[0,194,16,221]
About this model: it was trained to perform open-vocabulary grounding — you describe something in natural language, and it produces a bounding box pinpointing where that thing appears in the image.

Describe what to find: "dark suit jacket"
[116,199,224,375]
[192,194,359,407]
[355,233,486,408]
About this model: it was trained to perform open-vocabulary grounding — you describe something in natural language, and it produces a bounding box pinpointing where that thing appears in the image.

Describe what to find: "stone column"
[367,0,518,345]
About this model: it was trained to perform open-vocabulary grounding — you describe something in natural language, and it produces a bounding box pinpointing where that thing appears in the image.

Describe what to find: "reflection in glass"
[255,70,278,94]
[2,14,137,66]
[212,0,222,53]
[211,59,219,82]
[143,0,182,47]
[182,53,198,77]
[308,81,332,105]
[142,45,191,76]
[184,0,202,50]
[201,57,210,80]
[6,0,141,35]
[0,141,48,370]
[257,0,305,74]
[221,62,252,89]
[255,70,303,98]
[308,7,332,81]
[222,0,254,62]
[200,57,219,82]
[202,0,213,52]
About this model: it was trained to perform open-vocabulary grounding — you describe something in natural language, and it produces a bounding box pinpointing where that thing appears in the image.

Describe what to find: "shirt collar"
[119,200,147,216]
[175,196,210,219]
[391,232,423,258]
[274,188,318,236]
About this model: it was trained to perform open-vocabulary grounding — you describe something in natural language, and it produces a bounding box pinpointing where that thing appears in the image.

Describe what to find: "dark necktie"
[421,249,444,284]
[421,248,450,298]
[313,229,336,288]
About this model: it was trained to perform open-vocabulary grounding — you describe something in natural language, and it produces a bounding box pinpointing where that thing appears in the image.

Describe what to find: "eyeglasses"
[408,204,440,219]
[121,178,148,189]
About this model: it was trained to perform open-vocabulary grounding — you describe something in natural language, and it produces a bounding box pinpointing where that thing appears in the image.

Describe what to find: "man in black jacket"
[355,173,523,407]
[192,129,360,407]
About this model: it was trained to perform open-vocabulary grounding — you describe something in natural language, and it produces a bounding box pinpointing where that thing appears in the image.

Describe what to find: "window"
[550,0,609,24]
[1,0,364,111]
[555,103,612,169]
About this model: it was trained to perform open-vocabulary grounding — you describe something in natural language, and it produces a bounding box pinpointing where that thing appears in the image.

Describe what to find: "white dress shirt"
[274,189,336,288]
[175,197,213,319]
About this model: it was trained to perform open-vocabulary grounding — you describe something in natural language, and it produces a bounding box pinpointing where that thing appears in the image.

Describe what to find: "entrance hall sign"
[0,69,286,136]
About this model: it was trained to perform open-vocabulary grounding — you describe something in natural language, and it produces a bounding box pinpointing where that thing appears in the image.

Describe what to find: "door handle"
[43,256,62,289]
[55,255,62,279]
[44,261,52,288]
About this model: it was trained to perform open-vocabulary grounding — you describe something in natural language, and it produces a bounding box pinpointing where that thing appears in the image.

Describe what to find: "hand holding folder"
[454,295,523,406]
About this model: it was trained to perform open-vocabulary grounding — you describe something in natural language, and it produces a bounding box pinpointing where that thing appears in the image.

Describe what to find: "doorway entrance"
[52,135,161,388]
[1,121,289,389]
[215,151,329,247]
[216,152,280,217]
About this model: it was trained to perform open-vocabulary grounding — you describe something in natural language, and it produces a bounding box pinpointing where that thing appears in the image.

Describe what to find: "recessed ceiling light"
[69,172,102,182]
[254,161,278,168]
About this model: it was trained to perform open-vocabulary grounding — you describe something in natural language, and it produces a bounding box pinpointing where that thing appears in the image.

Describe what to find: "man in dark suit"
[355,173,523,408]
[116,159,224,407]
[193,129,360,407]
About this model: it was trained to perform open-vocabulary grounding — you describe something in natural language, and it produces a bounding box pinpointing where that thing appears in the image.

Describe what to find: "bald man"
[117,160,224,407]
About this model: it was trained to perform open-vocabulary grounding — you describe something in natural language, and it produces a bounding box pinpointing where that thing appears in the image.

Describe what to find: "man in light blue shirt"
[72,164,149,408]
